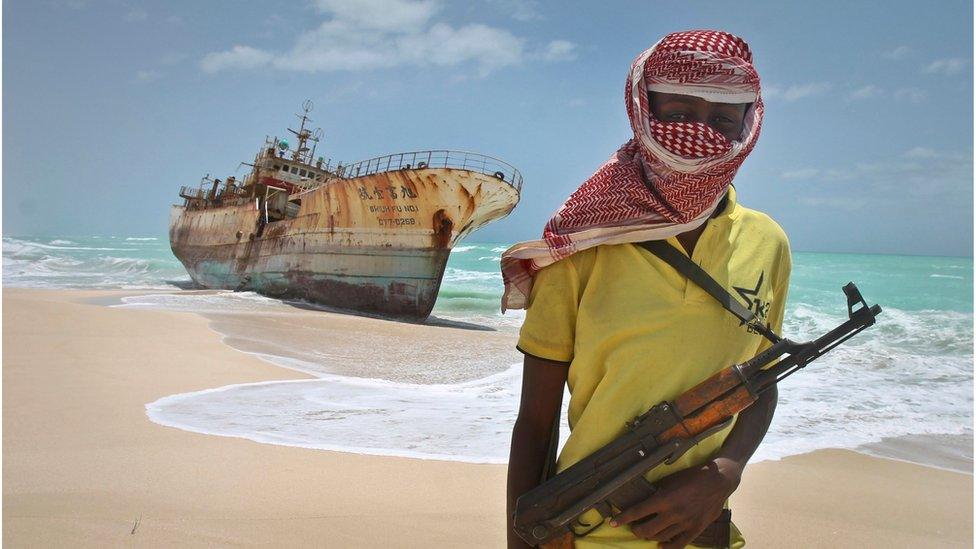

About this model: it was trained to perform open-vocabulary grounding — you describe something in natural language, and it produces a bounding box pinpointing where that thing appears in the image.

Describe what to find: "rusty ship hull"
[170,161,519,320]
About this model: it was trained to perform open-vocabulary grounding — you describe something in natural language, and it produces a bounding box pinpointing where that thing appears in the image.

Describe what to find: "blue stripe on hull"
[180,248,450,319]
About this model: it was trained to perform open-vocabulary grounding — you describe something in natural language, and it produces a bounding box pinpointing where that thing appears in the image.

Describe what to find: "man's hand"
[609,458,742,549]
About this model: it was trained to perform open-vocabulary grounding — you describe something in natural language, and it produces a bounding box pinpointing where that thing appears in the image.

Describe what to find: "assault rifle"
[514,282,882,547]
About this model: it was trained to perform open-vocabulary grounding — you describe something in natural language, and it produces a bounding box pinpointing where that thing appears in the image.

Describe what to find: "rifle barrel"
[751,304,881,392]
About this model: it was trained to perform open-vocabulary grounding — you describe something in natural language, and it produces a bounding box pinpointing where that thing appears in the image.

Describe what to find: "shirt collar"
[715,185,740,221]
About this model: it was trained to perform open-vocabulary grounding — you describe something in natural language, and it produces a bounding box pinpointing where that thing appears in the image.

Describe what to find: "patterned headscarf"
[500,30,764,311]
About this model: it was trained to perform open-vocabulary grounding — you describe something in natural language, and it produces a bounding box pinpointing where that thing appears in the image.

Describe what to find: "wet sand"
[3,288,972,547]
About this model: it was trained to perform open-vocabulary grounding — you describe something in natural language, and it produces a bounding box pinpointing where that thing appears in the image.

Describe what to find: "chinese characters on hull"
[357,185,419,201]
[353,184,422,228]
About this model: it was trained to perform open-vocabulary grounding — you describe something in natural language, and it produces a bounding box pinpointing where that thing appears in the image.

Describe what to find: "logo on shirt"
[733,271,770,334]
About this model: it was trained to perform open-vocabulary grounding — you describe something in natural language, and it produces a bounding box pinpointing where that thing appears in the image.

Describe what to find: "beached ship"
[169,100,521,320]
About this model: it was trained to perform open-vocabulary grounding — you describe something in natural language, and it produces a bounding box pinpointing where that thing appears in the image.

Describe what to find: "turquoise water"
[436,244,974,330]
[4,235,973,465]
[789,252,972,314]
[4,235,971,316]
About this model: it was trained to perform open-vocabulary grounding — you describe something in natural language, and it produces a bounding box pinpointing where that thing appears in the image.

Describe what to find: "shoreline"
[4,288,973,547]
[147,379,974,473]
[143,368,974,472]
[22,287,976,472]
[855,432,974,475]
[120,288,972,473]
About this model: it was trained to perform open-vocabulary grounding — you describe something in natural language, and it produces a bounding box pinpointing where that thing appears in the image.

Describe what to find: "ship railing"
[179,186,206,200]
[179,184,250,202]
[335,150,523,192]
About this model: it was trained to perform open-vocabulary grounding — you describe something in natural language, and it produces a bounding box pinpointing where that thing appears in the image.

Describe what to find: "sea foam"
[3,236,188,289]
[146,362,570,463]
[144,300,972,465]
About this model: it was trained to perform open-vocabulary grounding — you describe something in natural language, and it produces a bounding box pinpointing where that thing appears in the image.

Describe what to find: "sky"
[3,0,973,257]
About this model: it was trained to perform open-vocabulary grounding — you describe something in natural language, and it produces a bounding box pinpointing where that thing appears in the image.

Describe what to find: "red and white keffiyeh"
[500,30,764,311]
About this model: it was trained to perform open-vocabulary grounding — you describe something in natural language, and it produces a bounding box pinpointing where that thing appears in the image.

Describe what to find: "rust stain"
[431,209,454,249]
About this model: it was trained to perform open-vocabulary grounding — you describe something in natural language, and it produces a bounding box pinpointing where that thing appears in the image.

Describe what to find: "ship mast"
[288,99,322,165]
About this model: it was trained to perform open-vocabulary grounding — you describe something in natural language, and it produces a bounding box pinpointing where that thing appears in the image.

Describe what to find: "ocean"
[3,235,973,471]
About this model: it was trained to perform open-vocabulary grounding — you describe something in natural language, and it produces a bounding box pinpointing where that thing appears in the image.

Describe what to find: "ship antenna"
[310,127,324,165]
[288,99,314,163]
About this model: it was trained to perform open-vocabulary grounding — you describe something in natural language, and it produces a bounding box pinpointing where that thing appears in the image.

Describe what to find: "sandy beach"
[3,288,972,547]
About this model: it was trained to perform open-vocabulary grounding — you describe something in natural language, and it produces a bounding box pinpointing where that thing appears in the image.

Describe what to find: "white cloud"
[763,82,832,102]
[264,20,525,75]
[893,87,927,103]
[816,147,971,197]
[390,23,525,75]
[847,85,883,101]
[781,168,820,180]
[256,14,289,39]
[540,40,577,62]
[904,147,964,161]
[488,0,542,21]
[923,58,967,75]
[905,147,938,159]
[160,52,186,66]
[201,46,275,72]
[135,69,161,82]
[125,9,148,22]
[882,45,912,60]
[43,0,88,9]
[201,0,571,77]
[313,0,438,31]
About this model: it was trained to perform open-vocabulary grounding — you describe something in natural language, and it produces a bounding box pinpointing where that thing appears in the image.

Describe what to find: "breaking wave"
[3,236,188,289]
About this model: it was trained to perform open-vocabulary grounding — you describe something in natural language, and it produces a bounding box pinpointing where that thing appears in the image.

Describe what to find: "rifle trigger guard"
[570,512,604,538]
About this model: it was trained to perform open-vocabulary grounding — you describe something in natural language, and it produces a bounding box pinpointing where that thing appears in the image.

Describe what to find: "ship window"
[299,169,307,177]
[280,164,288,171]
[291,166,299,174]
[274,165,281,170]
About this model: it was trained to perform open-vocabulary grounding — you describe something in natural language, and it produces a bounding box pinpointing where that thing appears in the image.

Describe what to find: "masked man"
[504,30,791,549]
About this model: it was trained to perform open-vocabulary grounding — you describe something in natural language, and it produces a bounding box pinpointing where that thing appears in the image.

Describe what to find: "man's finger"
[610,496,667,526]
[629,512,676,541]
[651,523,683,542]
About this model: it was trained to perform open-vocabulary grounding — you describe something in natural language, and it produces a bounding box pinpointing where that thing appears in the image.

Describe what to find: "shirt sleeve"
[516,258,580,363]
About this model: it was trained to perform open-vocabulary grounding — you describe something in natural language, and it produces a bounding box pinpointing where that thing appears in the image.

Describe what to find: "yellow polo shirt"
[517,187,791,548]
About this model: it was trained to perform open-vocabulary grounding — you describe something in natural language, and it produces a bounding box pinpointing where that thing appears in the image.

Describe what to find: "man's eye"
[666,113,689,121]
[711,116,734,125]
